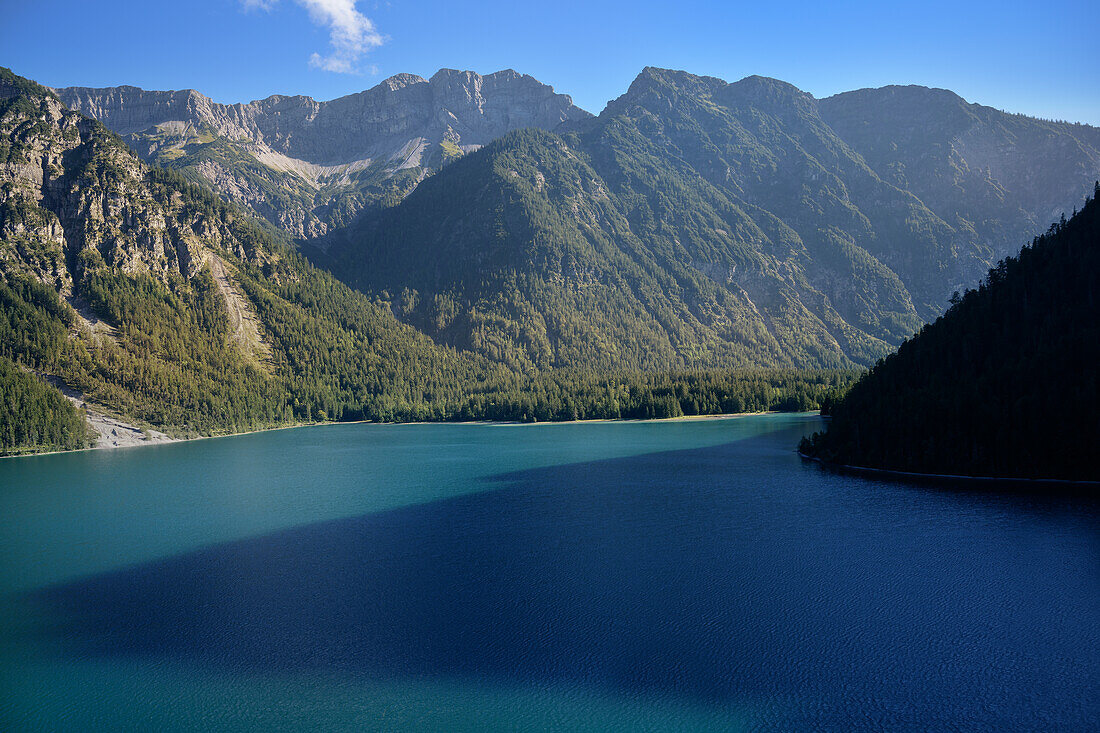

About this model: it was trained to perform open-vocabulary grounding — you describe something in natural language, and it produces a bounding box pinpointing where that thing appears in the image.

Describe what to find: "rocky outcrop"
[1,67,533,452]
[0,73,272,291]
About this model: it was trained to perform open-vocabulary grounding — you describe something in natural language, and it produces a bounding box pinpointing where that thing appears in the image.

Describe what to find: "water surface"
[1,415,1097,730]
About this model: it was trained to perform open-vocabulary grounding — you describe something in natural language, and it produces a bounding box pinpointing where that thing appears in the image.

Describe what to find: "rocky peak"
[379,72,428,92]
[825,84,969,109]
[604,67,729,121]
[720,75,816,114]
[632,67,725,96]
[2,72,213,285]
[56,69,590,164]
[54,85,219,136]
[819,85,978,138]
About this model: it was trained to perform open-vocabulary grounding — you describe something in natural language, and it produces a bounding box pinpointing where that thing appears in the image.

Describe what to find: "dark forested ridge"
[800,187,1100,481]
[0,68,850,455]
[319,68,1100,373]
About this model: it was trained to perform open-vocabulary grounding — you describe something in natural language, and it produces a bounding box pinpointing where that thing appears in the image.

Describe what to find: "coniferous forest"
[801,186,1100,480]
[0,355,91,454]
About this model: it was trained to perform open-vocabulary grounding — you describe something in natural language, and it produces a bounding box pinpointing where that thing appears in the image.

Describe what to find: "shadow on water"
[24,428,1100,727]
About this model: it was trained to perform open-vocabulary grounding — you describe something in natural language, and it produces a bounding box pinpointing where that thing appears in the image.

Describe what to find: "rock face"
[0,77,258,290]
[56,70,591,237]
[0,67,513,445]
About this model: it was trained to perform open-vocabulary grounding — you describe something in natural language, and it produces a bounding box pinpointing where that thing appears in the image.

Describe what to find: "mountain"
[56,70,590,238]
[819,84,1100,279]
[0,67,515,448]
[317,68,1100,371]
[800,186,1100,481]
[6,64,1098,453]
[0,68,848,455]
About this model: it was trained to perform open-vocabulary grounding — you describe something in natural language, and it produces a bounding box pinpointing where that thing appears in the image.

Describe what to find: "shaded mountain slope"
[820,84,1100,259]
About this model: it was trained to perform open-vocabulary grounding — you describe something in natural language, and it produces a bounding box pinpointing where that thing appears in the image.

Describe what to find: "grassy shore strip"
[798,451,1100,490]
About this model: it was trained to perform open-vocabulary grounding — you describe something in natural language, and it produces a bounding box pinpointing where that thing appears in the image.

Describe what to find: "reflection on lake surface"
[2,414,1097,731]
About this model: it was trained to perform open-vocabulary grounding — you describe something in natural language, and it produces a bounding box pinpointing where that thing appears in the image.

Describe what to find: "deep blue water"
[1,414,1097,730]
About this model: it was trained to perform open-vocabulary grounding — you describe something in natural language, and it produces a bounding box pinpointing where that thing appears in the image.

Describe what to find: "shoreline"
[2,410,804,461]
[0,419,339,461]
[414,410,785,427]
[798,451,1100,489]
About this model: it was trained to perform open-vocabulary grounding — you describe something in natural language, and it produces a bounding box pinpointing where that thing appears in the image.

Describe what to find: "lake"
[1,414,1097,731]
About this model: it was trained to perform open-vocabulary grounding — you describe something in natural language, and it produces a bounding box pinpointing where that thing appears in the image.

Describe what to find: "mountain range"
[1,67,847,453]
[317,68,1100,369]
[0,68,511,445]
[56,70,589,238]
[57,68,1100,371]
[2,64,1098,452]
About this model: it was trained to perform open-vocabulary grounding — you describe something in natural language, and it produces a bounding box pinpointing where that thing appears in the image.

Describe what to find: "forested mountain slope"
[318,126,894,372]
[320,68,1100,371]
[0,68,851,455]
[1,67,515,448]
[800,186,1100,480]
[56,71,590,238]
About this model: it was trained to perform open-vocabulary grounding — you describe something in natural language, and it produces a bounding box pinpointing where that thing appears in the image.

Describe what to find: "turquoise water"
[1,414,1097,730]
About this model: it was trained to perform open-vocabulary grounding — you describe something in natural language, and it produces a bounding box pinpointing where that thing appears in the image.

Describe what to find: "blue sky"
[3,0,1098,123]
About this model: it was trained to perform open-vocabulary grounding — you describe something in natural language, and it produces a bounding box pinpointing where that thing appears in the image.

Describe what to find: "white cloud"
[241,0,384,74]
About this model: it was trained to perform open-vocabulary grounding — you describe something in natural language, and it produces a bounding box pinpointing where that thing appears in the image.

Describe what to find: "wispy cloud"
[241,0,384,74]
